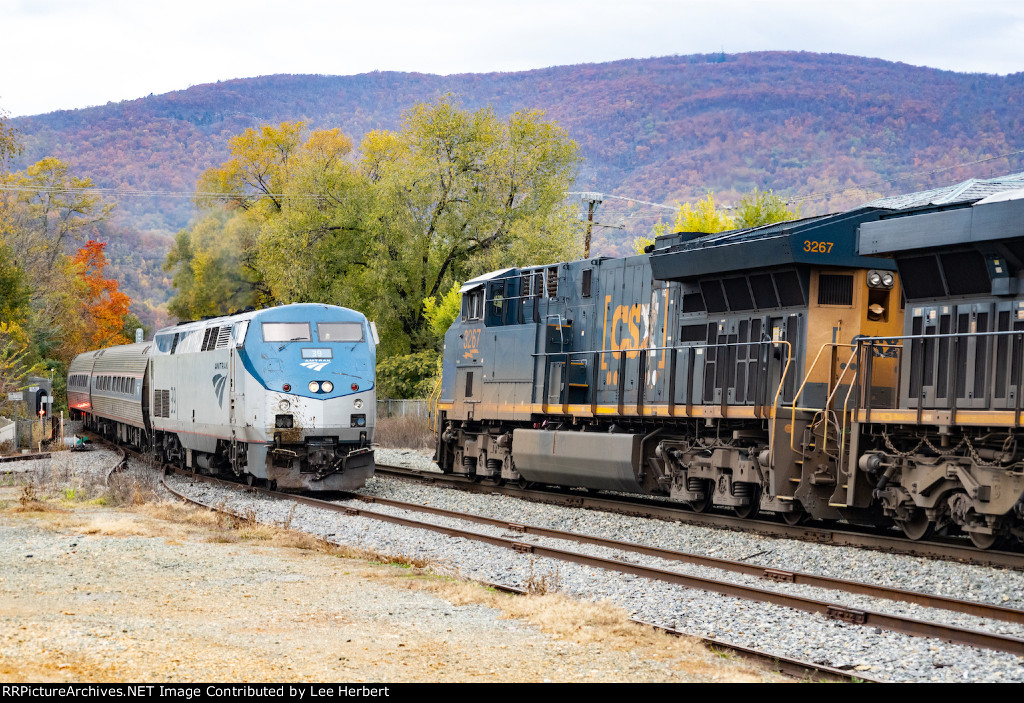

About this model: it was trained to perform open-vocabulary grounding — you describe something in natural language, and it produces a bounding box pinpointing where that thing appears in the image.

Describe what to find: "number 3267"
[803,240,834,253]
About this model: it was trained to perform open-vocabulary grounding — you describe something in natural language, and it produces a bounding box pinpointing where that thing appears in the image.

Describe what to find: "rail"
[161,473,874,682]
[164,467,1024,660]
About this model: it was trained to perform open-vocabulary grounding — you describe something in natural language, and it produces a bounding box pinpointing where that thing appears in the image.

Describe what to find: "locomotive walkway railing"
[853,329,1024,427]
[532,339,794,424]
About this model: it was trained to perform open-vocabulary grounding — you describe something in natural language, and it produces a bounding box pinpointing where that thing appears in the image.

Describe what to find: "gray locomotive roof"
[863,172,1024,211]
[648,173,1024,280]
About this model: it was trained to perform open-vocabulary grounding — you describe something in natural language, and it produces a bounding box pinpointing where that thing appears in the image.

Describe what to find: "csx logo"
[851,335,901,358]
[607,304,644,359]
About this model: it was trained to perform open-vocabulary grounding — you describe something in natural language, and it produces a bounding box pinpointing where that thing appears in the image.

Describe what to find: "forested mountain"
[10,51,1024,313]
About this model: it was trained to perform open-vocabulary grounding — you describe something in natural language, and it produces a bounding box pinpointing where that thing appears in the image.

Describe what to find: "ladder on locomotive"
[790,342,863,497]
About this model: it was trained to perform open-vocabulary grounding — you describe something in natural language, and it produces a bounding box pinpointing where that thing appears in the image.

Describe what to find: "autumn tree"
[171,99,583,364]
[0,157,113,277]
[0,104,18,172]
[163,212,261,320]
[359,97,582,354]
[71,240,132,351]
[734,188,800,228]
[635,188,799,254]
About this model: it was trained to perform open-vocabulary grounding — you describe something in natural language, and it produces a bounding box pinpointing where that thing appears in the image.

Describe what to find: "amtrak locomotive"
[69,303,377,490]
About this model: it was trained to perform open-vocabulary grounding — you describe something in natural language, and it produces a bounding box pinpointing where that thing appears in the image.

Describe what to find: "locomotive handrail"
[426,376,443,433]
[789,342,860,457]
[531,338,794,422]
[851,327,1024,425]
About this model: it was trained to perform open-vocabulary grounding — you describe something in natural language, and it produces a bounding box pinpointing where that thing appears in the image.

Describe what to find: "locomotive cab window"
[262,322,311,342]
[318,322,364,342]
[486,281,506,326]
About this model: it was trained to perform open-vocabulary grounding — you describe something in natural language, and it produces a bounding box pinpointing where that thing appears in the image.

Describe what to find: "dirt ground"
[0,480,784,683]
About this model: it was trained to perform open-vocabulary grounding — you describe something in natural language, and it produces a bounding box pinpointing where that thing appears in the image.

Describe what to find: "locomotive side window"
[898,254,945,299]
[262,322,312,342]
[464,289,484,321]
[581,269,592,298]
[318,322,364,342]
[941,250,989,296]
[774,270,806,307]
[682,291,706,313]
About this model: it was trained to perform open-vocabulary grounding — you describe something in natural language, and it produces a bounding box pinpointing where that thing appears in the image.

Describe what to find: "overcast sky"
[2,0,1023,117]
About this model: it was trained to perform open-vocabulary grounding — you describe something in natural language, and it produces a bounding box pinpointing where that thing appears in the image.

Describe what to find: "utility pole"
[580,192,603,259]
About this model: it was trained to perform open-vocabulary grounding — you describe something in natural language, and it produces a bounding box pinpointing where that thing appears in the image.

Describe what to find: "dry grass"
[523,557,561,594]
[375,415,433,449]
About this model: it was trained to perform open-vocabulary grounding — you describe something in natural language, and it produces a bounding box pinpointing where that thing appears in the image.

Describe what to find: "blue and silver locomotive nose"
[237,305,376,489]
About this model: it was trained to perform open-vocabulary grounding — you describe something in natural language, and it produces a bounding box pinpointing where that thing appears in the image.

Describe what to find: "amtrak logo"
[212,373,227,407]
[300,360,331,372]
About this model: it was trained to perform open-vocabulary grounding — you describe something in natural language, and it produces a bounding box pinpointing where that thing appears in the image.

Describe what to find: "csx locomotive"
[434,174,1024,548]
[68,303,377,490]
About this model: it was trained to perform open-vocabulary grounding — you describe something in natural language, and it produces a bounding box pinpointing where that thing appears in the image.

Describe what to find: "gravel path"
[161,447,1024,682]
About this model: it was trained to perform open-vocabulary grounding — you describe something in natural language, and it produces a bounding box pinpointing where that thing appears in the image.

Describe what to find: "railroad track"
[160,465,1024,662]
[373,464,1024,570]
[78,438,1024,678]
[158,472,877,683]
[0,451,52,465]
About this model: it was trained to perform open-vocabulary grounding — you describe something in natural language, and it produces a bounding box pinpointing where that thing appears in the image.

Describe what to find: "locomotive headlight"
[322,381,334,393]
[353,398,363,409]
[867,271,882,287]
[309,381,320,393]
[278,399,291,412]
[881,273,894,287]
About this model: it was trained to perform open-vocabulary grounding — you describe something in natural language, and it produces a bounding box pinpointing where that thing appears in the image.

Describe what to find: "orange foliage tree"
[73,240,132,349]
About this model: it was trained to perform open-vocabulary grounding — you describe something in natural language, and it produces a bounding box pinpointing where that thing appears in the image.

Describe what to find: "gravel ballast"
[160,447,1024,682]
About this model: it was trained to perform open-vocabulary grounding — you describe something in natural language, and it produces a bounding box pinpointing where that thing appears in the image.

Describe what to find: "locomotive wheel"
[781,510,807,526]
[897,510,934,541]
[968,531,1000,550]
[734,487,761,519]
[688,480,714,513]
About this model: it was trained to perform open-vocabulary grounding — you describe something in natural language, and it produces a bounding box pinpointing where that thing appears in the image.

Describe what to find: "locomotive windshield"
[262,322,312,342]
[317,322,364,342]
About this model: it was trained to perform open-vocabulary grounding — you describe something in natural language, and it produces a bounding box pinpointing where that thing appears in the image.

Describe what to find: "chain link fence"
[377,399,430,419]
